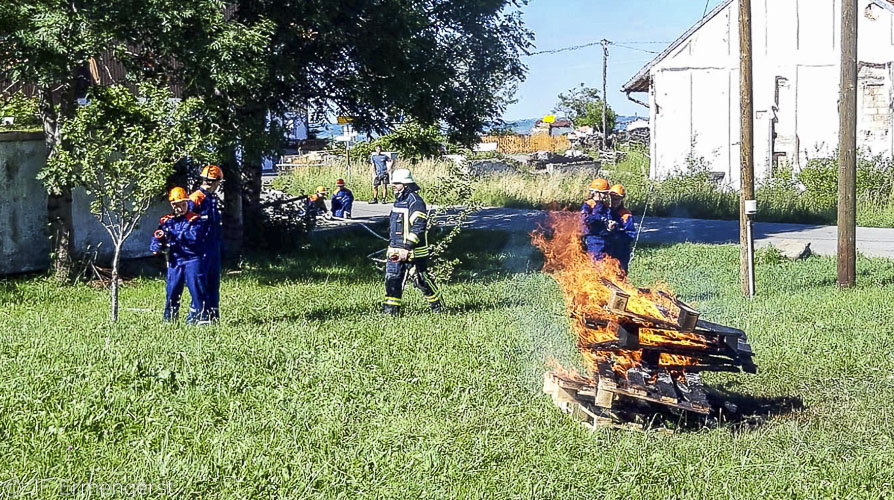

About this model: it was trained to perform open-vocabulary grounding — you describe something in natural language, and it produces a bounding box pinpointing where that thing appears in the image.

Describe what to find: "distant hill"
[310,115,650,141]
[493,115,648,135]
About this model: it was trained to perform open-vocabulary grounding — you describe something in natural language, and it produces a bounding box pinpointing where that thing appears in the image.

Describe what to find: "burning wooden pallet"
[545,281,757,431]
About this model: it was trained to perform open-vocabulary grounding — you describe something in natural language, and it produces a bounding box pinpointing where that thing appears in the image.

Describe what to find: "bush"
[0,92,41,131]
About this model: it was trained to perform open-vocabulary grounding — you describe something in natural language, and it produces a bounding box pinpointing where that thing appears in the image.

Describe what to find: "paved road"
[319,202,894,259]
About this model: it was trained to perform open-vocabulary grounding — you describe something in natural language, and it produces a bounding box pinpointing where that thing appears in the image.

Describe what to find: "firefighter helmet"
[315,185,328,195]
[200,164,224,181]
[335,178,345,187]
[390,169,415,185]
[168,187,189,203]
[588,178,610,192]
[609,184,626,197]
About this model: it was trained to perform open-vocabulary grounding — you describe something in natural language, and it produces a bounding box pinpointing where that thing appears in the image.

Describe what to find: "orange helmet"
[200,164,224,181]
[609,184,626,197]
[316,185,328,194]
[168,187,188,203]
[335,178,345,187]
[589,178,610,192]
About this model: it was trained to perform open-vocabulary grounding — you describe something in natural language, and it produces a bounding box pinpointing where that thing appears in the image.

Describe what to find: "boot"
[369,198,379,204]
[381,304,400,316]
[430,301,444,313]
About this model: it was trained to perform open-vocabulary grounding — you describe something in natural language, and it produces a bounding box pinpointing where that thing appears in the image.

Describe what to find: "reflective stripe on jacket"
[389,186,429,259]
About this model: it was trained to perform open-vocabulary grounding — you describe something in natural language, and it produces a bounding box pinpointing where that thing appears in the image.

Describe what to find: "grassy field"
[2,228,894,498]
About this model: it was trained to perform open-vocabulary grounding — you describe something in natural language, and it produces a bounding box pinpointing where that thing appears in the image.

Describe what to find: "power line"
[527,39,667,56]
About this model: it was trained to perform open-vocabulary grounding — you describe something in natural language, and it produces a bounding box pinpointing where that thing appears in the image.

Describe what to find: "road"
[319,202,894,259]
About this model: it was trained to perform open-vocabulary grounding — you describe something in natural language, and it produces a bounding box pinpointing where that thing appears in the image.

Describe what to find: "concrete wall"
[0,133,170,275]
[0,132,51,275]
[646,0,894,189]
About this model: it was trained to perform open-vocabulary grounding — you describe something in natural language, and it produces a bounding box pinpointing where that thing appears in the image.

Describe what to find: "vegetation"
[277,147,894,228]
[1,230,892,497]
[554,85,617,133]
[1,0,532,277]
[0,92,41,132]
[41,84,214,321]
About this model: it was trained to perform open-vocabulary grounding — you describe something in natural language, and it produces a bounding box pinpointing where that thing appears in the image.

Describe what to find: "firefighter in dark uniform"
[189,164,223,322]
[382,168,444,315]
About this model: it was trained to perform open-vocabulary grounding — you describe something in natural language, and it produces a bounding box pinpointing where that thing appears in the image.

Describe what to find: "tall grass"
[273,149,894,227]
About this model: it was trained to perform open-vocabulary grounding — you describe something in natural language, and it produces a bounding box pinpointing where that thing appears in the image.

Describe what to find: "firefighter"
[151,187,208,323]
[331,179,354,218]
[189,164,223,322]
[581,178,612,260]
[309,185,330,218]
[382,168,444,315]
[606,183,637,273]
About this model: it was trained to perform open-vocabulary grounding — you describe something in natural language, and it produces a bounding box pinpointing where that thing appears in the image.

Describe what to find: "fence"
[479,134,571,154]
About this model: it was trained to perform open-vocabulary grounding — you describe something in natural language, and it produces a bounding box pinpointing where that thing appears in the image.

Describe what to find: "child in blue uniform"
[150,187,208,323]
[606,184,637,273]
[331,178,354,218]
[581,178,612,261]
[189,165,223,322]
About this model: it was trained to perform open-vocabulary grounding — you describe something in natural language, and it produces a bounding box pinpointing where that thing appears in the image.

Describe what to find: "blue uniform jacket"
[150,212,207,267]
[389,185,429,259]
[331,187,354,216]
[608,208,637,252]
[581,200,612,252]
[189,187,222,250]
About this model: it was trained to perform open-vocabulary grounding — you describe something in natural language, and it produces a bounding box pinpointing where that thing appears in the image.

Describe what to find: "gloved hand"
[388,248,411,262]
[606,219,618,231]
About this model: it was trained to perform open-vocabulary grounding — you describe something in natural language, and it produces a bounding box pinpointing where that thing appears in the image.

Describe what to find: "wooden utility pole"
[838,0,858,287]
[739,0,756,297]
[602,39,609,144]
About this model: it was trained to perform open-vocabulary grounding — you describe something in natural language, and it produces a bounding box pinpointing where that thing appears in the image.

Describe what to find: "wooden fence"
[479,134,571,154]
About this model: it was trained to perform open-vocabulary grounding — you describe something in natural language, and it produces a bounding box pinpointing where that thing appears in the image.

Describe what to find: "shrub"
[0,92,41,131]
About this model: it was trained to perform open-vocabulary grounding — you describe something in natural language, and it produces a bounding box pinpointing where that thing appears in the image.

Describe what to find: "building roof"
[621,0,894,93]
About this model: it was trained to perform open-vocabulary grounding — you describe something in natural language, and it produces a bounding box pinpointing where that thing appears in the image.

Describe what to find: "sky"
[503,0,728,120]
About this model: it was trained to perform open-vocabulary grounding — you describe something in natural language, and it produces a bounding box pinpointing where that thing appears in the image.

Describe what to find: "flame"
[533,212,706,379]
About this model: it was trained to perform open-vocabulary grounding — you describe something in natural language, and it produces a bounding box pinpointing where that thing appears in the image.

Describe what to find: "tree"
[41,84,214,321]
[0,0,225,280]
[554,85,617,133]
[148,0,532,255]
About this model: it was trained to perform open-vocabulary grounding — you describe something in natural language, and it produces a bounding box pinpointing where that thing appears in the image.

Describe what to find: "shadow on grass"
[710,388,805,431]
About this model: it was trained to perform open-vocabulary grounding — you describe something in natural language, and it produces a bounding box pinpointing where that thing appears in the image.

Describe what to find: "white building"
[622,0,894,189]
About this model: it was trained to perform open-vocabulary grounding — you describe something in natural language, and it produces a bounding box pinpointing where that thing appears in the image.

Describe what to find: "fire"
[533,212,705,378]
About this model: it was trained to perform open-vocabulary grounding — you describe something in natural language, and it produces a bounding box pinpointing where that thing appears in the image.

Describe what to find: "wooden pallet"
[543,369,712,432]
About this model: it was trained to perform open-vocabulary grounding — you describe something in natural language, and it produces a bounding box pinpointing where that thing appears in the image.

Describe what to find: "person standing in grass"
[606,183,637,273]
[189,164,224,323]
[370,146,392,204]
[151,187,208,323]
[581,178,612,261]
[382,168,444,315]
[331,178,354,218]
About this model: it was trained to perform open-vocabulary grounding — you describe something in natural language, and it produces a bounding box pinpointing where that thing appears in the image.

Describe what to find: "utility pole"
[838,0,858,287]
[602,39,609,146]
[739,0,756,297]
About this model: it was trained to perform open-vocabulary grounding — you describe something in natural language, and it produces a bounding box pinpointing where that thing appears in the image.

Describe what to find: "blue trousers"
[203,243,221,321]
[585,236,608,260]
[165,259,207,323]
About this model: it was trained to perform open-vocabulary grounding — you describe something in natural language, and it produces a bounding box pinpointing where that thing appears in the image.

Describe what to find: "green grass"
[2,229,894,497]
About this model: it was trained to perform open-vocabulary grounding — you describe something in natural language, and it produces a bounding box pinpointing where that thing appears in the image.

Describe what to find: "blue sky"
[503,0,727,120]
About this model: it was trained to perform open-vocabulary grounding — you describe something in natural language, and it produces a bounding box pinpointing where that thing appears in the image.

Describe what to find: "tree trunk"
[110,243,121,321]
[221,147,243,263]
[241,153,264,244]
[38,68,88,283]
